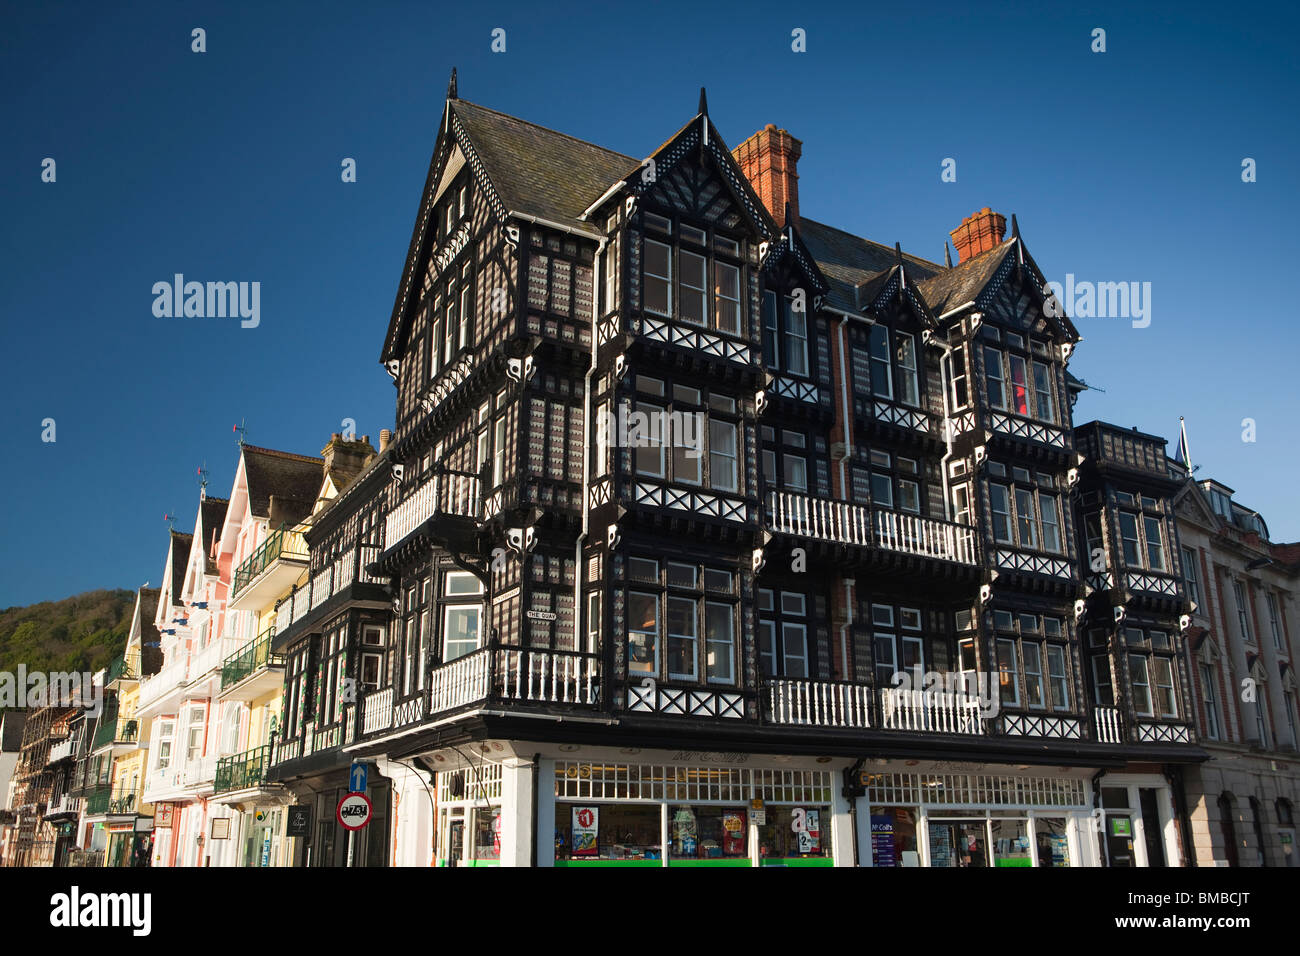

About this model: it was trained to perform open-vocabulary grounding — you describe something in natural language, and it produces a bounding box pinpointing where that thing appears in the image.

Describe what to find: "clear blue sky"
[2,1,1297,607]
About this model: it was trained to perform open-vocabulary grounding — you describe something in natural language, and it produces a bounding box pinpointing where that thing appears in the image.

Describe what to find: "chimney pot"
[379,429,393,453]
[949,208,1007,263]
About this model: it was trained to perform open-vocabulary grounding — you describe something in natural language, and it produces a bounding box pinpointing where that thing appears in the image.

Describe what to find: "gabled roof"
[452,99,637,230]
[241,446,324,525]
[800,218,944,315]
[199,495,229,575]
[168,530,193,610]
[914,240,1015,316]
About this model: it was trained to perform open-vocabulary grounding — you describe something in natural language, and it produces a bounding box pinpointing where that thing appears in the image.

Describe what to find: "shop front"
[858,765,1094,867]
[1094,772,1182,867]
[544,755,849,867]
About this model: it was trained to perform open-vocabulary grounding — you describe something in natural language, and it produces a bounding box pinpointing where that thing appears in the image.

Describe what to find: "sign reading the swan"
[336,792,373,831]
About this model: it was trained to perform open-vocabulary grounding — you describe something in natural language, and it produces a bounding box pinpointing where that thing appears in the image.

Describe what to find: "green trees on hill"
[0,589,134,683]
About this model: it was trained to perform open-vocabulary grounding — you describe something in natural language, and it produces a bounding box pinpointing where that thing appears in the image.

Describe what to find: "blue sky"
[1,1,1297,607]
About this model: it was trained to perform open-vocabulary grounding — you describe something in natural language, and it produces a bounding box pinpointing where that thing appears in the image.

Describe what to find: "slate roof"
[242,446,324,525]
[136,588,164,676]
[800,218,944,314]
[168,530,193,608]
[914,240,1016,316]
[452,100,637,231]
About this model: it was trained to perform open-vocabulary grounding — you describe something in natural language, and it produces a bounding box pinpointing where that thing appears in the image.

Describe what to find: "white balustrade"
[880,687,985,734]
[384,473,481,551]
[768,679,872,728]
[497,648,598,705]
[765,492,977,564]
[361,687,394,734]
[1095,706,1123,743]
[428,648,491,714]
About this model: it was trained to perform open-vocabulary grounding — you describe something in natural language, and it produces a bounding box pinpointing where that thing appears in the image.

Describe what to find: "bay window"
[632,379,740,492]
[625,559,737,685]
[642,216,745,336]
[758,589,809,678]
[763,290,809,375]
[987,465,1063,553]
[983,331,1056,422]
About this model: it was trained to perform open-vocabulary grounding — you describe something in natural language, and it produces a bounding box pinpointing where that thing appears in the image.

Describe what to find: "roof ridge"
[242,444,325,465]
[800,216,945,271]
[455,99,637,164]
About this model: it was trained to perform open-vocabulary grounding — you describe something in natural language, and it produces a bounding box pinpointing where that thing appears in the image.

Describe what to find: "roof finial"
[944,242,953,268]
[784,201,795,231]
[447,67,458,101]
[895,241,903,266]
[698,86,708,116]
[1011,213,1020,239]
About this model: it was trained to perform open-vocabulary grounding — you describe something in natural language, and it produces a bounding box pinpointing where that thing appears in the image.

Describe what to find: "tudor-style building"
[273,75,1208,867]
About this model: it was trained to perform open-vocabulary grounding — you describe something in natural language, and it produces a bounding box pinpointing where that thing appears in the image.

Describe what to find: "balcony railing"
[104,652,137,686]
[1094,706,1124,744]
[47,737,76,764]
[879,687,986,735]
[92,716,139,750]
[138,653,189,710]
[766,678,872,728]
[46,792,82,817]
[275,545,383,636]
[86,786,143,816]
[187,636,242,685]
[221,627,283,691]
[765,492,977,564]
[362,687,394,735]
[214,745,271,794]
[384,472,481,552]
[232,524,309,597]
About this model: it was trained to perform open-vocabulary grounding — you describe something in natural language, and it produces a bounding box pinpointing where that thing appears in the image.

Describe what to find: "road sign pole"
[347,828,355,867]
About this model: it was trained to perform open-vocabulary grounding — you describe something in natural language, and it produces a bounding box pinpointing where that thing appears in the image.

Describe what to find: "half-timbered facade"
[264,76,1209,867]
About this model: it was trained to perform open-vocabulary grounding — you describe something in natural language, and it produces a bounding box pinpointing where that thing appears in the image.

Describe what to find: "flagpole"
[1179,416,1194,472]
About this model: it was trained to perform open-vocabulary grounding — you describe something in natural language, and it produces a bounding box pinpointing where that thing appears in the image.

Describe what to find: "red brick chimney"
[949,207,1007,263]
[732,124,801,229]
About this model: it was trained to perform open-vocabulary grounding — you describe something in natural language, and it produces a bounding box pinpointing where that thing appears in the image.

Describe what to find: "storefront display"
[991,816,1031,867]
[870,807,919,866]
[668,806,748,862]
[757,805,832,865]
[554,804,661,864]
[1035,817,1071,867]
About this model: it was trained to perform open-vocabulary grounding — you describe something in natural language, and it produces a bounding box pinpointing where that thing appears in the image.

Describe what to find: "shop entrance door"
[927,819,989,867]
[1138,789,1166,867]
[448,821,465,867]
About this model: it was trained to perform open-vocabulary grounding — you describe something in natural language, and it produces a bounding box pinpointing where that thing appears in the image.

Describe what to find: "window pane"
[633,403,664,477]
[1040,495,1062,553]
[998,639,1020,706]
[680,250,707,326]
[1118,513,1141,566]
[1008,355,1028,415]
[1032,362,1055,422]
[759,621,777,677]
[870,326,892,398]
[709,420,738,492]
[785,307,808,376]
[898,480,921,515]
[443,606,481,661]
[1143,516,1165,570]
[871,472,893,509]
[985,347,1006,410]
[1023,643,1045,708]
[783,455,807,492]
[896,333,919,406]
[628,592,659,674]
[713,262,740,334]
[990,484,1012,543]
[762,291,779,369]
[1128,656,1152,715]
[644,239,671,315]
[782,624,808,677]
[705,603,735,683]
[667,596,698,680]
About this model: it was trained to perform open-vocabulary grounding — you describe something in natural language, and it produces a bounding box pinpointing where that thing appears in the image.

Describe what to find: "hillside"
[0,589,135,681]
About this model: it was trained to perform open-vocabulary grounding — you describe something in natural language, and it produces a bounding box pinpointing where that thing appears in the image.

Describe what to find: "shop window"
[1035,817,1071,867]
[555,804,661,862]
[757,805,831,863]
[669,806,748,861]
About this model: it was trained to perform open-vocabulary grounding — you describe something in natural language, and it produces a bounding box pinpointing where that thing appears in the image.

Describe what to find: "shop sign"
[134,817,154,833]
[572,806,599,857]
[749,798,765,825]
[1110,817,1131,838]
[721,810,747,855]
[154,803,174,828]
[211,818,231,840]
[337,793,373,831]
[287,805,312,837]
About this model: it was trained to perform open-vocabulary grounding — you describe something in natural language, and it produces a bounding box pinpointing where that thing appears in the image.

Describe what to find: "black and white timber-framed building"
[266,73,1207,867]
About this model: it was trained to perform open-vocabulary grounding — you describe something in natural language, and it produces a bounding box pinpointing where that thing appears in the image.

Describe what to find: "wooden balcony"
[384,471,481,554]
[765,492,978,565]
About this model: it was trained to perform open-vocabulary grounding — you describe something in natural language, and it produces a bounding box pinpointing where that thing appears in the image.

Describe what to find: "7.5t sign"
[336,792,373,831]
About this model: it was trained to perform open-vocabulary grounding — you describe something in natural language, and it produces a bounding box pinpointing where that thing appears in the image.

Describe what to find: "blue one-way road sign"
[349,762,367,793]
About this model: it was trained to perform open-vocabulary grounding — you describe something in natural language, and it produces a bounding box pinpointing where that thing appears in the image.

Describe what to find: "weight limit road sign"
[337,792,373,831]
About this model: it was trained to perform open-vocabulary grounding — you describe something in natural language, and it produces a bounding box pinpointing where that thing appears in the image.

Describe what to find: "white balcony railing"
[48,738,76,763]
[137,653,190,710]
[1095,706,1124,743]
[768,679,872,728]
[361,687,394,735]
[186,637,241,685]
[765,492,977,564]
[428,648,491,715]
[497,648,598,705]
[873,510,977,564]
[384,473,481,552]
[880,687,985,734]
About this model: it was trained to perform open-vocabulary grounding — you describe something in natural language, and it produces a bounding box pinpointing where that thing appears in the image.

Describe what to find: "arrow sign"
[349,762,367,793]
